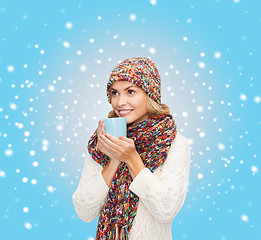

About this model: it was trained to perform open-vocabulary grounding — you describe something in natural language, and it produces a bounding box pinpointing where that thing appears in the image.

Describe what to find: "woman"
[72,57,191,239]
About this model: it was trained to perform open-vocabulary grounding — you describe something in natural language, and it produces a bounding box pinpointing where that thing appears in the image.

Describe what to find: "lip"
[118,109,133,117]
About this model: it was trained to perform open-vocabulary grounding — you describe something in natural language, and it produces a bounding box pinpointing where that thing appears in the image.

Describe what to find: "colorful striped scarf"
[87,113,177,239]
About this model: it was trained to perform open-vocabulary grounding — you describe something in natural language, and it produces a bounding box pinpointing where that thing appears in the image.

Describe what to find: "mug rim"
[102,117,126,121]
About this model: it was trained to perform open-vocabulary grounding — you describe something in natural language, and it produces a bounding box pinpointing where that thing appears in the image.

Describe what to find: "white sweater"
[72,132,191,239]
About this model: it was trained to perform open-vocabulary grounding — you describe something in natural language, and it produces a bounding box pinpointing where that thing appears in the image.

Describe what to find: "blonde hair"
[107,95,170,118]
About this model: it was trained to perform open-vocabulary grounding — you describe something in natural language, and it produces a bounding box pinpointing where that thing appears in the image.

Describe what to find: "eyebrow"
[111,86,136,91]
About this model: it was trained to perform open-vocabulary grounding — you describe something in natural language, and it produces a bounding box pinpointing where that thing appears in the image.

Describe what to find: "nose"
[117,94,127,107]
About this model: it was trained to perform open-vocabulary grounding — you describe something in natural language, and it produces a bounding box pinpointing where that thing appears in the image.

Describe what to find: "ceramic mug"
[101,117,127,138]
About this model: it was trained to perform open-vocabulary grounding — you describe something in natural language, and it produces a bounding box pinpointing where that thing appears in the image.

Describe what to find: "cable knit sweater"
[72,132,191,239]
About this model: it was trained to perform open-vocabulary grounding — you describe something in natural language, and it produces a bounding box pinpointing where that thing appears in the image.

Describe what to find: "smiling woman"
[72,57,190,240]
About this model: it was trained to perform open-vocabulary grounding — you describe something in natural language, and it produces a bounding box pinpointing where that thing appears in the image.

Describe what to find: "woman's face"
[110,81,149,124]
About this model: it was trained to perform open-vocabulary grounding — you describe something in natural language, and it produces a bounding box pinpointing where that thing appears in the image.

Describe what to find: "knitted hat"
[106,57,161,105]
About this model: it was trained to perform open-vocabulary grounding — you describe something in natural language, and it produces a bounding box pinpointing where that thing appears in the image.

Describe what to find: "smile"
[118,110,133,117]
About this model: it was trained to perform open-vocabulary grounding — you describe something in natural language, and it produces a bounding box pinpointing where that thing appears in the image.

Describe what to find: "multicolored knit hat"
[106,57,161,105]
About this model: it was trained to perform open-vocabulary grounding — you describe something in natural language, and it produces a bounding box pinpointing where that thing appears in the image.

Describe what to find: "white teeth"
[119,110,132,114]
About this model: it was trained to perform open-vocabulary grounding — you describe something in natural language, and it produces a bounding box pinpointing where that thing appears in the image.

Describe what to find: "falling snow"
[0,0,260,239]
[129,14,137,21]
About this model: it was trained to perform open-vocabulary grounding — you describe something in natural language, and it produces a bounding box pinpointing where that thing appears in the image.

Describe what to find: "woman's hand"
[99,133,137,164]
[97,121,121,166]
[97,120,105,153]
[99,133,146,179]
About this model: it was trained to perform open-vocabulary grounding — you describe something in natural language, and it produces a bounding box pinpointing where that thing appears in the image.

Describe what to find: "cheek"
[136,97,147,110]
[111,100,117,110]
[111,97,116,105]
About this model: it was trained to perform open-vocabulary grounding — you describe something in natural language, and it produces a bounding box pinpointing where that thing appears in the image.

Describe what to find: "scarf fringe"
[115,225,119,240]
[108,225,129,240]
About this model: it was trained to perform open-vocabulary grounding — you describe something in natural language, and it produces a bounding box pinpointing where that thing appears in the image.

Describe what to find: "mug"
[101,117,127,138]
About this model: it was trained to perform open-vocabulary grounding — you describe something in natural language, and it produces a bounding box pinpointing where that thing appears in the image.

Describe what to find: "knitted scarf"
[87,113,177,239]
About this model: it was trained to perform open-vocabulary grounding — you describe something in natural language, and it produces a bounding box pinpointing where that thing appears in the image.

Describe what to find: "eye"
[111,91,118,96]
[111,90,134,96]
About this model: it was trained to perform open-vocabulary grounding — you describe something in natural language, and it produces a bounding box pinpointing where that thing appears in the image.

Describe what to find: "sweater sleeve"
[72,153,109,223]
[129,134,191,223]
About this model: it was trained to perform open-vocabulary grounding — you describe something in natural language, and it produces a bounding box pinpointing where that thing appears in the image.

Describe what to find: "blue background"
[0,0,260,239]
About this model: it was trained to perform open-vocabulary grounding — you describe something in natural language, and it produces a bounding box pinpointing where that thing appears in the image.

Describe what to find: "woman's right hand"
[97,120,121,166]
[97,120,105,152]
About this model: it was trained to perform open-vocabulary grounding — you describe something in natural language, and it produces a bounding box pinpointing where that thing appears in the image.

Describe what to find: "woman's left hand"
[99,133,139,165]
[99,133,146,179]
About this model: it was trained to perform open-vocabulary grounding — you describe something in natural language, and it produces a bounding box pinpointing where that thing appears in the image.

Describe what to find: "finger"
[97,121,101,135]
[101,134,121,152]
[100,121,103,134]
[105,133,127,145]
[98,135,106,149]
[98,138,110,156]
[102,122,105,135]
[98,121,104,136]
[99,135,118,156]
[118,136,133,143]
